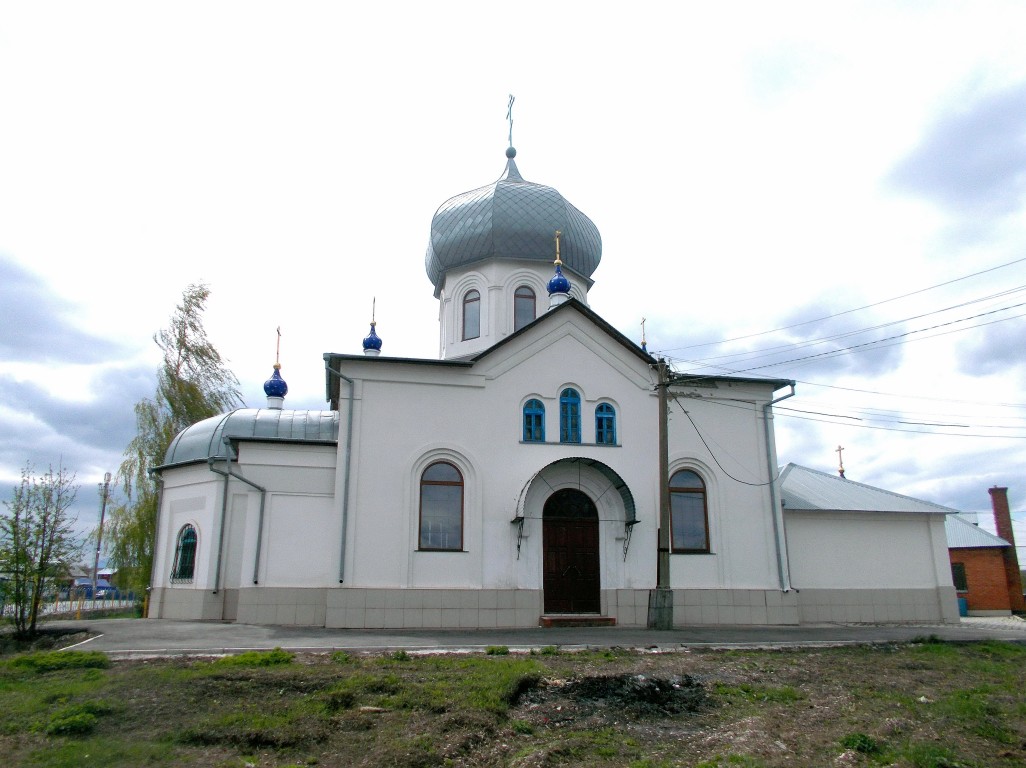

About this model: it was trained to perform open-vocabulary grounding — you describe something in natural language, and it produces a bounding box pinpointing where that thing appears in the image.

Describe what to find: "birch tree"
[0,464,81,637]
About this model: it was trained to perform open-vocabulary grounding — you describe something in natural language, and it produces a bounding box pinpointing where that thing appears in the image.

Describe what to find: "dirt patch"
[516,672,708,724]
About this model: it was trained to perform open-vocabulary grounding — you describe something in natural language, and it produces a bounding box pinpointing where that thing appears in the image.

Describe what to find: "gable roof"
[324,299,793,406]
[946,514,1010,549]
[778,463,958,515]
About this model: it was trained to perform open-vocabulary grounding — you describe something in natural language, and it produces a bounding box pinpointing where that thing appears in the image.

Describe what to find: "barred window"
[171,525,198,583]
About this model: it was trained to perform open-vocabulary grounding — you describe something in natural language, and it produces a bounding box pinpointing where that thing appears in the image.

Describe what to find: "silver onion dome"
[425,147,602,295]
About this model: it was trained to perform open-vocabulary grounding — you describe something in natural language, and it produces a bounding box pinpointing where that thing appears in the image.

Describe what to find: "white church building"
[148,145,959,628]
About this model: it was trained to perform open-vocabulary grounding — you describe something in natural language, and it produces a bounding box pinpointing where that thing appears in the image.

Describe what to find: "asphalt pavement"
[49,616,1026,658]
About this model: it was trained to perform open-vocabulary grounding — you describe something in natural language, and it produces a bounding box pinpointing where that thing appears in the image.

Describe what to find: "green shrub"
[214,648,294,667]
[840,732,881,754]
[7,651,110,672]
[486,645,510,655]
[45,710,98,736]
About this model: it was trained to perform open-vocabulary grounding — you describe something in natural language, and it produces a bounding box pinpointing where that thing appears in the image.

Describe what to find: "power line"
[659,255,1026,354]
[668,303,1026,376]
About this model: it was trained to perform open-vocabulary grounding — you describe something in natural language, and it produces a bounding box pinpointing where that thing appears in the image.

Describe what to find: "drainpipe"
[208,451,268,588]
[763,382,796,592]
[324,361,355,583]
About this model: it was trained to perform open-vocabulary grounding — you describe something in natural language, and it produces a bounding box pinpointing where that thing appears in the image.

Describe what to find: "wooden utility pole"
[648,358,673,629]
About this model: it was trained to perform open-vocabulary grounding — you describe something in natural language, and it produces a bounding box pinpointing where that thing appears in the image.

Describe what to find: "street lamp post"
[91,472,112,598]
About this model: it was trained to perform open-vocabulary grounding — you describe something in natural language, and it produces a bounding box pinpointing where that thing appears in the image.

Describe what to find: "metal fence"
[2,592,140,618]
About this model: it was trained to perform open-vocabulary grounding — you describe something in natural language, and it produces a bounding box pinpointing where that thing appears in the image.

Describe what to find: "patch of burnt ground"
[514,672,708,725]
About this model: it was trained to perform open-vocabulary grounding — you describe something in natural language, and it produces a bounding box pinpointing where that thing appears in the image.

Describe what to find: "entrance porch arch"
[511,458,638,614]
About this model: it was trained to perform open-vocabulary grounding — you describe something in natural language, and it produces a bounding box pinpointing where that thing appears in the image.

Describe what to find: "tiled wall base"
[149,587,223,621]
[794,587,960,625]
[150,585,960,627]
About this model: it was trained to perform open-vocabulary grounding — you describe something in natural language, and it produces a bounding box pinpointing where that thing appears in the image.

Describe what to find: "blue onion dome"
[362,322,382,352]
[263,363,288,398]
[548,262,571,295]
[424,147,602,295]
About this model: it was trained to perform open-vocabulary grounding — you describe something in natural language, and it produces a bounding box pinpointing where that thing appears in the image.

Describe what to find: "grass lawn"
[0,636,1024,767]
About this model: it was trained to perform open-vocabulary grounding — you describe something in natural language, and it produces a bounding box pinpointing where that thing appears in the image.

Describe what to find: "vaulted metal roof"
[161,409,338,468]
[778,463,957,515]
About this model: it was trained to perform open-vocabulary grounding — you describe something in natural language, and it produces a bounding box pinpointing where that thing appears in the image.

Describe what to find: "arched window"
[419,461,464,551]
[559,388,581,443]
[513,285,536,331]
[595,403,616,445]
[462,289,480,340]
[669,470,709,553]
[171,525,198,583]
[523,399,545,442]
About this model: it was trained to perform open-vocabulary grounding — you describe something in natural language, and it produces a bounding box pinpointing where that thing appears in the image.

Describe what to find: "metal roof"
[161,409,339,468]
[945,514,1010,549]
[778,463,958,515]
[425,152,602,293]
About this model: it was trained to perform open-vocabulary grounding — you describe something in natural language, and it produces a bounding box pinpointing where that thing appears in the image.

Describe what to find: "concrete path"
[51,615,1026,658]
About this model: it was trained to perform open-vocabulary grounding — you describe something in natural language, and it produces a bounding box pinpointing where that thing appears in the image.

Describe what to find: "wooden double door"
[542,489,600,614]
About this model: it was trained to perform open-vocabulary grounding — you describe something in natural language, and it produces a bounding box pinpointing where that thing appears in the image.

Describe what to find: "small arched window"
[523,399,545,442]
[559,388,582,443]
[462,290,481,340]
[419,461,464,551]
[171,525,198,583]
[669,470,709,553]
[595,403,616,445]
[513,285,536,331]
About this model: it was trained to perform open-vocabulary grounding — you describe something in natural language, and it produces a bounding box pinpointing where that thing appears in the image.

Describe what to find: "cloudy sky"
[2,2,1025,553]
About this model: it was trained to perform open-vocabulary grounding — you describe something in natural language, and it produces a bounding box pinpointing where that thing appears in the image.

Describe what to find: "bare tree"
[0,464,82,638]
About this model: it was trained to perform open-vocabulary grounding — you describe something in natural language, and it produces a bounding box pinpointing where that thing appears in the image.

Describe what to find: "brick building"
[946,487,1025,615]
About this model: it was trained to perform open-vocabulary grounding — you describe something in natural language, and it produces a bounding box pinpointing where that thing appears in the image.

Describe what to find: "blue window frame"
[559,388,581,443]
[595,403,616,444]
[523,399,545,442]
[171,525,198,583]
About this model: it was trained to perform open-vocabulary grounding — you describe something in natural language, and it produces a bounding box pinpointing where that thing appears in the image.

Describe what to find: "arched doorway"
[543,488,600,613]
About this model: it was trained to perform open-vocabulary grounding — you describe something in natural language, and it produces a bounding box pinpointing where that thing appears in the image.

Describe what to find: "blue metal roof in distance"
[163,409,339,466]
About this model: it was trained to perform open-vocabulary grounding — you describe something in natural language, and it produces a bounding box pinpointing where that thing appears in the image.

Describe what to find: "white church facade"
[148,145,959,628]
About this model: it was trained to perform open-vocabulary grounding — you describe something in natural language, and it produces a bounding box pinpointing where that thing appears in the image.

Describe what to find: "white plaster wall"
[666,380,783,590]
[155,464,221,593]
[786,511,948,588]
[438,260,591,360]
[338,309,659,595]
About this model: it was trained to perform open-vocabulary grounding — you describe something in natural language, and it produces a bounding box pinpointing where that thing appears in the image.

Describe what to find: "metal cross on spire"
[275,326,281,366]
[507,94,515,147]
[836,445,846,478]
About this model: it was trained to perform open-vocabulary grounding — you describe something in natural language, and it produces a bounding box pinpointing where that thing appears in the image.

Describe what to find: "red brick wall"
[988,487,1026,612]
[949,548,1014,612]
